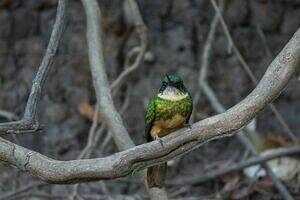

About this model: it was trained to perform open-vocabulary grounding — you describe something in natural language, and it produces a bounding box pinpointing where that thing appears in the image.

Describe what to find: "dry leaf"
[266,132,294,147]
[2,0,13,6]
[77,101,102,123]
[222,174,239,192]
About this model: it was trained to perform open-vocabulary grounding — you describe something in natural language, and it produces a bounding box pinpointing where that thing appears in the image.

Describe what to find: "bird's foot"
[185,123,192,130]
[154,136,164,147]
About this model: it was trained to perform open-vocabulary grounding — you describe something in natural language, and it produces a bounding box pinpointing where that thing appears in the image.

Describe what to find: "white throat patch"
[158,86,188,101]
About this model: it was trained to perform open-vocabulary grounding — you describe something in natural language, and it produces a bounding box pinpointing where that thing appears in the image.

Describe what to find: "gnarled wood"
[0,28,299,184]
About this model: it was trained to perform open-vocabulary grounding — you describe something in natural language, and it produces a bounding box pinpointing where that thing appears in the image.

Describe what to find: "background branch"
[81,0,134,150]
[81,0,167,199]
[209,0,298,144]
[0,27,299,185]
[110,0,149,91]
[0,0,68,135]
[198,2,295,199]
[0,110,18,121]
[171,146,300,185]
[0,182,47,200]
[70,86,132,200]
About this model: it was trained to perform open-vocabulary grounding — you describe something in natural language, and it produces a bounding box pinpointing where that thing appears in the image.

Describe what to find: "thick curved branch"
[209,0,298,143]
[199,2,294,199]
[0,0,68,135]
[0,28,299,184]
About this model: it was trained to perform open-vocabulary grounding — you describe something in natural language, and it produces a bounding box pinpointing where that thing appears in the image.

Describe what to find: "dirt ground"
[0,0,299,199]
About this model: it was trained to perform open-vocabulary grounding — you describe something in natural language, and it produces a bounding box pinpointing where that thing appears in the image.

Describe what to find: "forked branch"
[0,0,68,135]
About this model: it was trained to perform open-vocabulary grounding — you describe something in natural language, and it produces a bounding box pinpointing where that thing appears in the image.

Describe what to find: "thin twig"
[78,105,100,159]
[0,110,18,121]
[171,146,300,185]
[198,0,225,84]
[110,0,148,91]
[249,0,273,60]
[0,0,68,135]
[209,0,298,144]
[92,125,107,155]
[70,87,132,199]
[68,105,100,200]
[68,184,81,200]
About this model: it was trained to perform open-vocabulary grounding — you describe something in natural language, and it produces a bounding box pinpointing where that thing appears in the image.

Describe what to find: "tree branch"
[80,1,167,199]
[171,146,300,185]
[110,0,149,91]
[81,0,134,150]
[69,87,132,199]
[0,110,18,121]
[209,0,298,143]
[0,0,68,135]
[199,2,295,199]
[0,28,299,185]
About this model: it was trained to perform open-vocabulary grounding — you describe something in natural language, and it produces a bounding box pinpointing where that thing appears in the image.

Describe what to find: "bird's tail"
[147,162,167,188]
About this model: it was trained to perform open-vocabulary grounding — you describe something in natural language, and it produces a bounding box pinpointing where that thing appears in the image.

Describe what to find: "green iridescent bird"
[145,74,193,188]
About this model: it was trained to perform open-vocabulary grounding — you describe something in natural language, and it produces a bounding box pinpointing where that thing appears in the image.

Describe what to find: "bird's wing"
[145,98,156,142]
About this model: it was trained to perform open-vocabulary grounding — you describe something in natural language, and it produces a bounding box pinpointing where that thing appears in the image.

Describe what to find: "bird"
[145,74,193,188]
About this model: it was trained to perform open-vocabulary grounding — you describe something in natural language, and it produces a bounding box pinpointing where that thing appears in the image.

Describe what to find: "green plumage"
[145,94,193,141]
[145,74,193,188]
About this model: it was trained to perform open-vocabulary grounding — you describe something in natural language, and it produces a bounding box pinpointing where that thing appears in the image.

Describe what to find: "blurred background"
[0,0,299,199]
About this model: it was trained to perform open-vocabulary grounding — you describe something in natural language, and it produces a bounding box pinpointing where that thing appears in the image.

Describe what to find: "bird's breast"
[155,114,186,129]
[151,114,186,137]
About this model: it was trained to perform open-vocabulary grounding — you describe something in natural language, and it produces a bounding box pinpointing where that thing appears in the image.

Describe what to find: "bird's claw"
[186,123,192,130]
[157,137,164,147]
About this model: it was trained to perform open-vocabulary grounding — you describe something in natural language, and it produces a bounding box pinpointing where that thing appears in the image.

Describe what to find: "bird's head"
[158,74,188,101]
